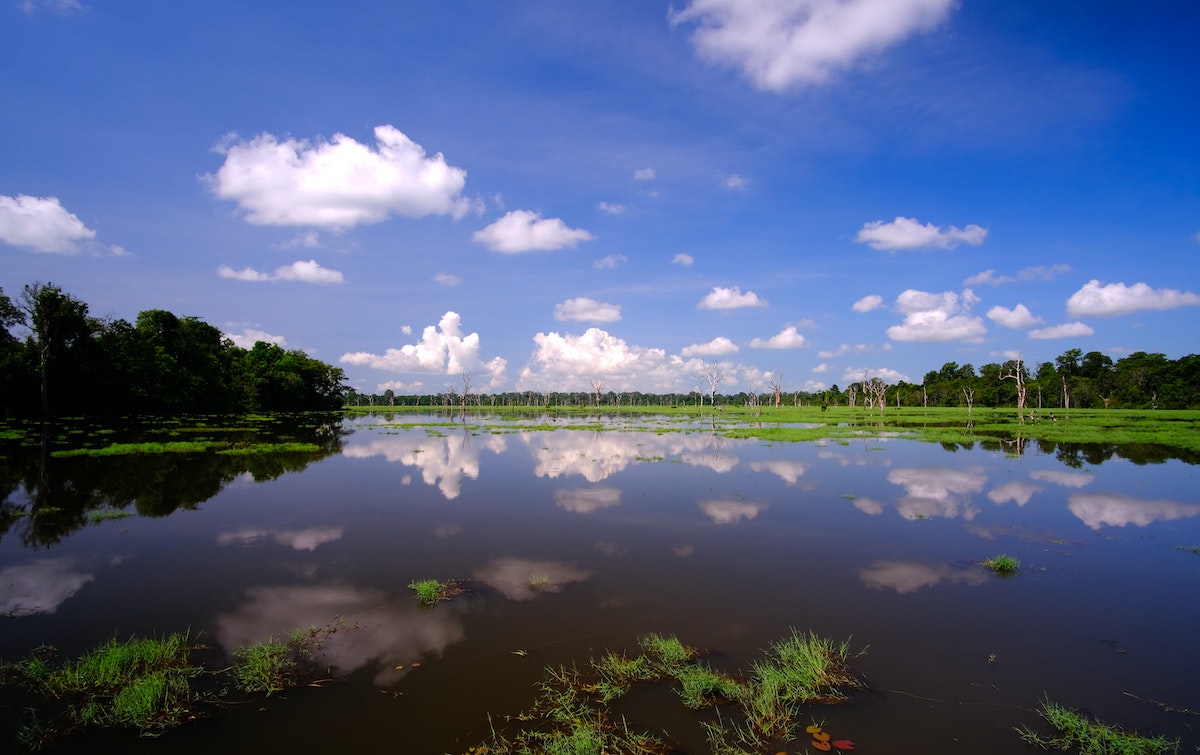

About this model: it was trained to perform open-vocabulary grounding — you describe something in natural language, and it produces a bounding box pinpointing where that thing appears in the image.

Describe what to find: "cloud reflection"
[344,430,504,499]
[473,557,591,601]
[215,583,465,685]
[1068,493,1200,530]
[698,499,766,524]
[523,429,739,481]
[859,560,988,593]
[1031,469,1095,488]
[217,526,344,551]
[987,481,1041,506]
[888,467,986,520]
[749,460,808,484]
[0,557,95,616]
[554,486,622,513]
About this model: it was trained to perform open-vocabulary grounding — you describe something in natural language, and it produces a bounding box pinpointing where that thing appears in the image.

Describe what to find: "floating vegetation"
[983,554,1020,575]
[479,629,864,755]
[1015,698,1179,754]
[86,509,132,525]
[408,578,468,606]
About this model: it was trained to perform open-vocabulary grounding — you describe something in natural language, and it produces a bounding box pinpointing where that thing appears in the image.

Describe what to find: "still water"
[1,413,1198,752]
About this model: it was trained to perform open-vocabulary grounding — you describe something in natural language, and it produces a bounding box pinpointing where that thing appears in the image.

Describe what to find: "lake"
[1,413,1198,753]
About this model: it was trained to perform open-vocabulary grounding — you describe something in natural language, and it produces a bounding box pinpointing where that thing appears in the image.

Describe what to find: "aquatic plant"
[983,554,1020,575]
[408,578,467,606]
[1015,698,1179,754]
[233,637,294,695]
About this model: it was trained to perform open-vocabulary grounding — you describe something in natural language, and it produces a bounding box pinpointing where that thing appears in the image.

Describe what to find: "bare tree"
[846,383,858,408]
[962,386,975,414]
[590,378,606,407]
[1001,354,1028,423]
[697,361,728,408]
[768,370,783,409]
[864,377,887,414]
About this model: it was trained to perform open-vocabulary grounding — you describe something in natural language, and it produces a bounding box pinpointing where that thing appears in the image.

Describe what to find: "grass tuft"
[1016,698,1179,754]
[983,553,1020,575]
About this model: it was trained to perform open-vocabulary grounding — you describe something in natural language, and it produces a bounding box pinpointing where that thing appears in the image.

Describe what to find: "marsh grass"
[1016,698,1179,754]
[233,638,294,695]
[481,629,863,755]
[408,578,468,606]
[983,554,1020,575]
[86,509,132,524]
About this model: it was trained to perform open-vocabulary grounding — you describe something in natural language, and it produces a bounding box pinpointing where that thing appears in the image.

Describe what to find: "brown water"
[1,413,1198,753]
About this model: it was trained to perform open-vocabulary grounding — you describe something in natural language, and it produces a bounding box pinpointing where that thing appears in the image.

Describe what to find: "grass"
[1016,698,1179,754]
[408,578,467,606]
[480,629,864,755]
[983,553,1021,575]
[233,638,295,695]
[86,509,132,524]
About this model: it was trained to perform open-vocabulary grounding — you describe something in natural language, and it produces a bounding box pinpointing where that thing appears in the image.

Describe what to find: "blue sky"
[2,0,1198,396]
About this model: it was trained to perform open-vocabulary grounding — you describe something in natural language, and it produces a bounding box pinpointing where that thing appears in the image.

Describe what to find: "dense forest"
[0,282,347,416]
[348,349,1200,412]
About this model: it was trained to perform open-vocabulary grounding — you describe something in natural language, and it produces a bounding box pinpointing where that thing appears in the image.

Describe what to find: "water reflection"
[887,467,987,520]
[698,499,767,524]
[217,526,345,551]
[987,480,1042,506]
[859,560,988,593]
[215,583,465,686]
[0,556,97,615]
[342,430,503,499]
[473,557,591,601]
[553,487,621,514]
[1031,469,1095,488]
[1068,492,1200,529]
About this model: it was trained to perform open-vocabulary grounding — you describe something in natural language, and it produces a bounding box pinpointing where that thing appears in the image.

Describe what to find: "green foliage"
[983,554,1020,575]
[233,638,295,695]
[408,578,466,606]
[1016,698,1179,754]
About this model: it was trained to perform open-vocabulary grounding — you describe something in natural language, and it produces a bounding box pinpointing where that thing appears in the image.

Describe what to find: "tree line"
[0,282,347,417]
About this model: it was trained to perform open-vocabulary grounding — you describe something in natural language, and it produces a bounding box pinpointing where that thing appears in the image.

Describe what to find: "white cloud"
[1066,279,1200,317]
[594,254,627,270]
[842,366,910,383]
[473,210,594,253]
[433,272,461,286]
[749,325,808,349]
[279,231,320,249]
[887,289,986,343]
[598,201,627,215]
[698,285,766,310]
[517,328,702,393]
[986,303,1043,330]
[964,264,1070,286]
[671,0,957,91]
[812,363,829,373]
[206,125,471,228]
[224,327,287,349]
[681,337,739,357]
[1029,322,1095,339]
[218,259,344,284]
[672,253,695,266]
[852,294,883,313]
[340,311,508,387]
[19,0,85,13]
[856,216,987,251]
[0,194,96,253]
[634,167,656,181]
[818,342,889,358]
[554,297,622,324]
[724,174,748,190]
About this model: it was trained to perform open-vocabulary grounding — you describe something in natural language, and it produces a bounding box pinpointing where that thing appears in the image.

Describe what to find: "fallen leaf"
[832,740,855,750]
[805,724,823,734]
[812,741,832,752]
[813,731,831,742]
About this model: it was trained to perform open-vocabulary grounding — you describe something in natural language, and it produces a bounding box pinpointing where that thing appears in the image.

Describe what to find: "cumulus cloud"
[856,216,987,251]
[1029,322,1095,339]
[218,259,344,284]
[518,328,699,392]
[671,0,956,91]
[682,337,740,357]
[634,168,656,181]
[1066,280,1200,317]
[433,272,461,286]
[0,194,96,253]
[852,294,883,313]
[887,289,986,343]
[223,327,287,349]
[473,210,594,253]
[207,125,471,228]
[554,297,622,323]
[340,311,508,387]
[965,264,1070,286]
[672,253,695,266]
[749,326,808,349]
[842,366,910,383]
[598,201,626,215]
[593,254,627,270]
[698,285,767,310]
[986,303,1043,330]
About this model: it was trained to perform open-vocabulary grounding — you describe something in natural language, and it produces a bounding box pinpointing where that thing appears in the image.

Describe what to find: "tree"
[768,370,783,409]
[19,282,92,419]
[697,361,727,407]
[1000,354,1028,421]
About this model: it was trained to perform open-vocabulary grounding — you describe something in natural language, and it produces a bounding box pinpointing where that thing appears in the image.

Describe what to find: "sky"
[2,0,1198,396]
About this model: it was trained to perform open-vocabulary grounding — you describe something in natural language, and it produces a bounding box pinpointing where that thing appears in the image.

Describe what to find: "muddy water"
[1,414,1198,752]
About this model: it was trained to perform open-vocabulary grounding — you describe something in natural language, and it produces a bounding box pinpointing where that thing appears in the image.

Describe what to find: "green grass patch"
[408,578,468,606]
[1016,698,1179,754]
[983,553,1020,575]
[86,509,133,525]
[233,638,295,696]
[51,441,225,458]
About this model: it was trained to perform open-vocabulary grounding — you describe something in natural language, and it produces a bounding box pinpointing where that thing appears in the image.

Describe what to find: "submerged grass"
[408,578,468,606]
[983,553,1020,575]
[1016,698,1179,754]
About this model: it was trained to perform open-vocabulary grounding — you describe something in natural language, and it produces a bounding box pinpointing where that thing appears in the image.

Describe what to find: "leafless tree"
[846,383,858,408]
[1001,355,1028,423]
[590,378,606,407]
[768,370,783,409]
[864,377,887,414]
[697,360,728,407]
[962,386,975,414]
